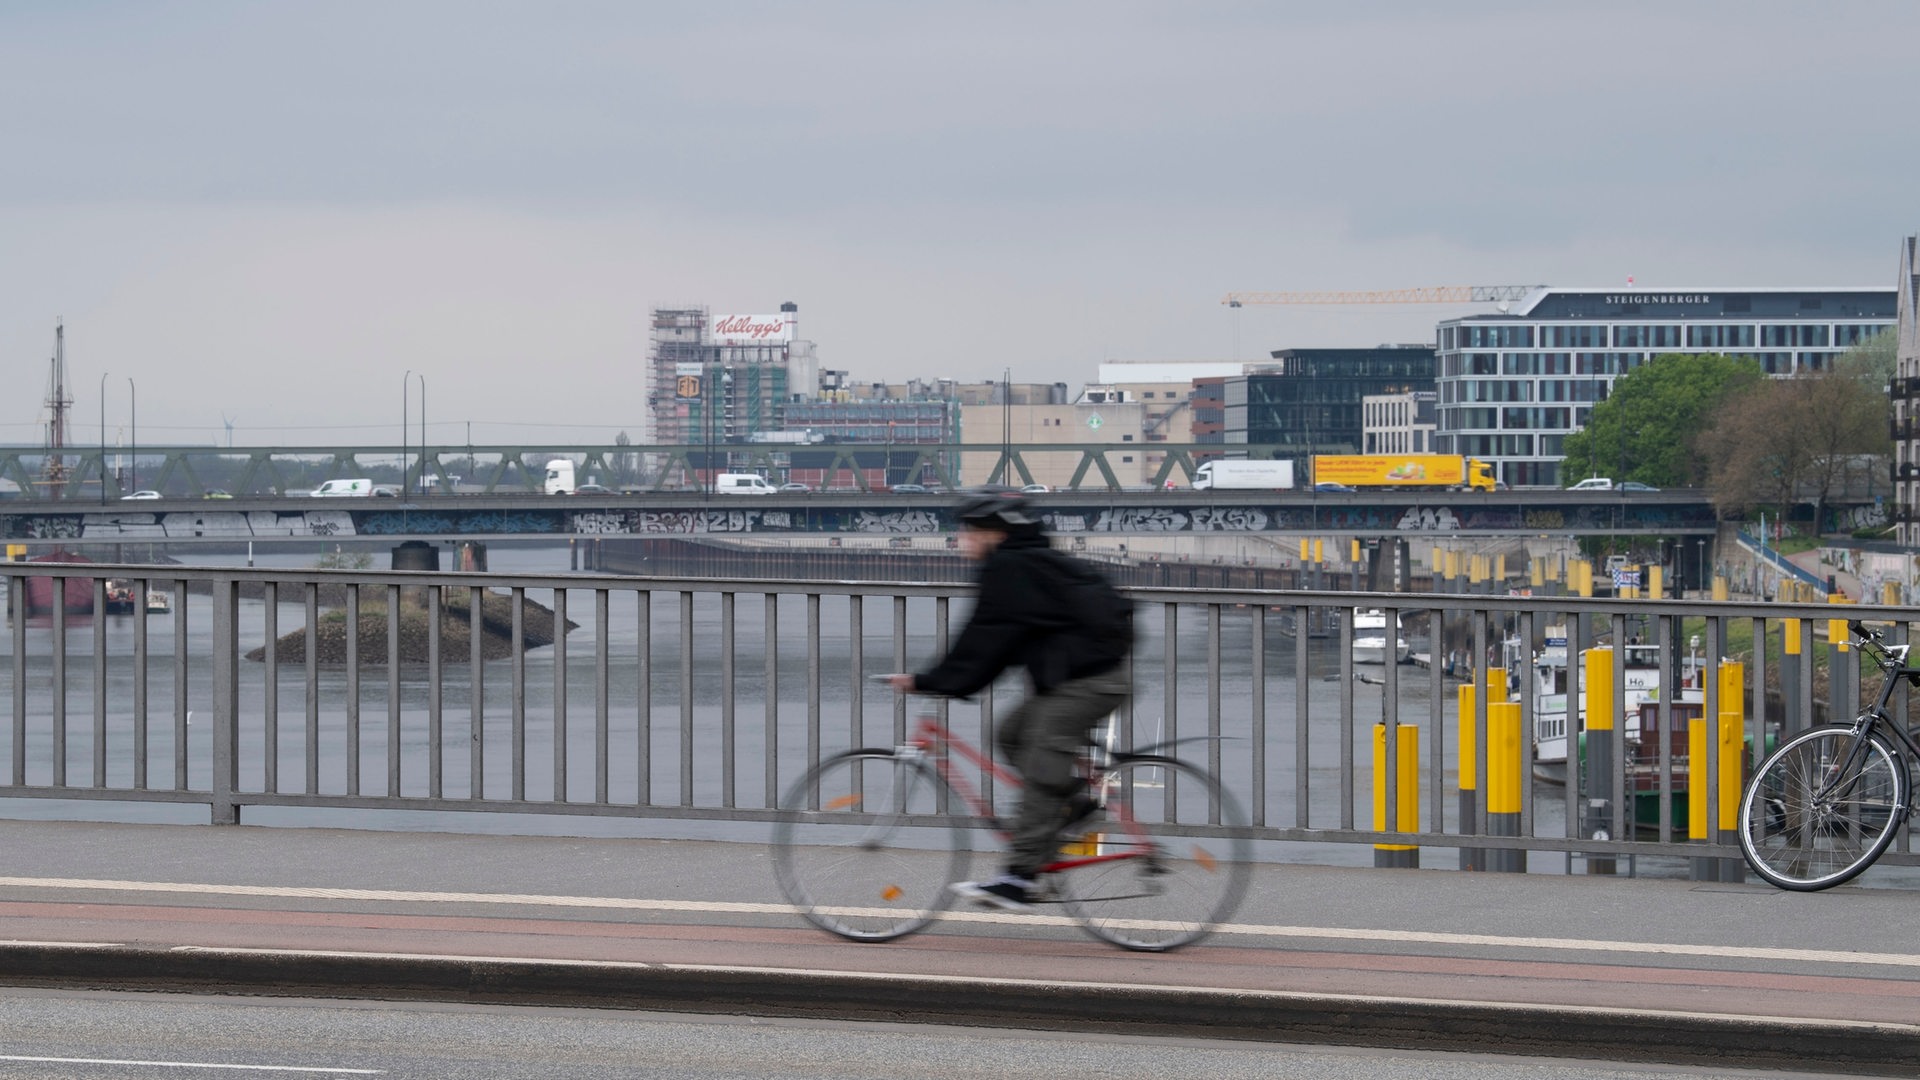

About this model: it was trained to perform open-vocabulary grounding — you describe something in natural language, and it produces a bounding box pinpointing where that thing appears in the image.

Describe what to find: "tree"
[1697,342,1893,526]
[1560,352,1764,487]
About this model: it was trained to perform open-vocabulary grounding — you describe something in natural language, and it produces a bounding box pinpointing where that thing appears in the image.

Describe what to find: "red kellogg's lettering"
[713,315,786,340]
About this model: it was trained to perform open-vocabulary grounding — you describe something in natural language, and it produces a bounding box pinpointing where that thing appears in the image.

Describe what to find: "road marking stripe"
[0,1055,379,1074]
[3,874,1917,969]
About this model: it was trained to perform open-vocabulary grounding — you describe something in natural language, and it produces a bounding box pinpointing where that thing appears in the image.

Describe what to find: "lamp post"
[127,378,136,491]
[99,370,109,503]
[402,369,412,497]
[416,372,426,495]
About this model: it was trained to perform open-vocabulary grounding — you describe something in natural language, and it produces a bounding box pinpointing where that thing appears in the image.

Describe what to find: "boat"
[1509,626,1696,785]
[146,589,171,615]
[1351,608,1410,665]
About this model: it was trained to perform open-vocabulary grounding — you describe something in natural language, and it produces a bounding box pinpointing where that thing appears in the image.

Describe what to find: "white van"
[311,478,374,497]
[1568,477,1614,491]
[714,473,777,495]
[544,460,576,495]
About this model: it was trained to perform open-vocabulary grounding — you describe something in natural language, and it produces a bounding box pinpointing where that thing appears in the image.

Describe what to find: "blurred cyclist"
[888,490,1132,910]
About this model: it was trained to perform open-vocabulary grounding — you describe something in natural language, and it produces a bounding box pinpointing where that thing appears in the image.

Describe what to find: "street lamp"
[127,378,136,491]
[402,369,412,497]
[99,370,109,503]
[415,372,426,495]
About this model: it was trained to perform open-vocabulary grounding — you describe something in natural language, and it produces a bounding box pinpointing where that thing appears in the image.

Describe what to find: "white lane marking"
[3,874,1918,970]
[0,1055,380,1074]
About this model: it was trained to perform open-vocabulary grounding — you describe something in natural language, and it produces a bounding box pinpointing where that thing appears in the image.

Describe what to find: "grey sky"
[3,1,1914,447]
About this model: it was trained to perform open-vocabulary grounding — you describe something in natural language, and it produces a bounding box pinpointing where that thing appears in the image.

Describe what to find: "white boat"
[1510,627,1695,783]
[145,589,171,615]
[1351,609,1410,665]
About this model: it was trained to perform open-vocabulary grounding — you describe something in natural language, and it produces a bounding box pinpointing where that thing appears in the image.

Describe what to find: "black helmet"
[955,490,1036,529]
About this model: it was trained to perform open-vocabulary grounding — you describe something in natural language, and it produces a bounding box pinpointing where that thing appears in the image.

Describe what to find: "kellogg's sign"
[710,314,792,345]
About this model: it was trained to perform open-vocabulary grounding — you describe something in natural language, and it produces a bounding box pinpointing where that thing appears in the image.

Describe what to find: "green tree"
[1560,352,1764,487]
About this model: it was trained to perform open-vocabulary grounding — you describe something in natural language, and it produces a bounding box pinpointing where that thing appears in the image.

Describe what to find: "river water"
[0,543,1730,879]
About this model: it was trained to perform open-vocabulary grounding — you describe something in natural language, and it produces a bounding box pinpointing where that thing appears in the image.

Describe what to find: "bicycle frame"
[897,713,1158,876]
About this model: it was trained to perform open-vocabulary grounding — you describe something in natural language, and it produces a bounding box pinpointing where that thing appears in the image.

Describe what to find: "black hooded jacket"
[912,529,1128,698]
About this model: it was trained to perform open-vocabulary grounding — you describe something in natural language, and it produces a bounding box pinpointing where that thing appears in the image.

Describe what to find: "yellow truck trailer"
[1310,454,1497,492]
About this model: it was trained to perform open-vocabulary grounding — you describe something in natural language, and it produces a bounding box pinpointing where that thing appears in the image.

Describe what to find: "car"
[1020,483,1050,493]
[1314,482,1356,493]
[203,489,233,500]
[890,483,930,494]
[573,483,612,495]
[1568,477,1614,491]
[371,485,400,497]
[120,490,162,500]
[1619,481,1661,492]
[778,482,811,493]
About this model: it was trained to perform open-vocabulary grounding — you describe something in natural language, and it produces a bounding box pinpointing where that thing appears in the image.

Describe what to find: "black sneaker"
[951,874,1035,911]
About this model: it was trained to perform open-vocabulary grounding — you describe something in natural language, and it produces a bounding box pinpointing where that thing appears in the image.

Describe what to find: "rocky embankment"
[245,588,575,664]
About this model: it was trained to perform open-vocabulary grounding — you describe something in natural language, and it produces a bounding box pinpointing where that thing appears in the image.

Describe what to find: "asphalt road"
[0,990,1860,1080]
[0,819,1916,1074]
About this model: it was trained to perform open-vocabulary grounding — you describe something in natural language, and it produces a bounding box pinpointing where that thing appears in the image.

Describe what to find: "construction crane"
[1222,285,1545,307]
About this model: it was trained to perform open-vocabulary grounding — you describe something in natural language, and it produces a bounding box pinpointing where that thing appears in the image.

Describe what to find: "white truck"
[714,472,777,495]
[544,460,576,495]
[311,478,375,497]
[1191,459,1295,491]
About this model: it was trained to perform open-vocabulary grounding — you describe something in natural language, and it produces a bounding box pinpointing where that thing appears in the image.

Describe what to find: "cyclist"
[888,490,1132,910]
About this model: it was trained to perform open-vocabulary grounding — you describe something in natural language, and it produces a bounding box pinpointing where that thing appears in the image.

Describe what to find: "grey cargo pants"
[996,666,1131,879]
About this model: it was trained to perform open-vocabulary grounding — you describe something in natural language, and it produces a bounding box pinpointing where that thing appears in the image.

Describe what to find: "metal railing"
[3,562,1913,875]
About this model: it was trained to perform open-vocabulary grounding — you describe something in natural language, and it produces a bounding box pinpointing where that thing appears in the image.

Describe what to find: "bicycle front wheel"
[1056,754,1251,951]
[1739,724,1908,891]
[770,749,971,942]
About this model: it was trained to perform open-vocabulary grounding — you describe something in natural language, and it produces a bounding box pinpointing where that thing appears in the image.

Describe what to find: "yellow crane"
[1222,285,1544,307]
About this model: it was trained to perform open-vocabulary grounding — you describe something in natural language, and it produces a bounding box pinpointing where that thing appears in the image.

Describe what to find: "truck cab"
[544,460,577,495]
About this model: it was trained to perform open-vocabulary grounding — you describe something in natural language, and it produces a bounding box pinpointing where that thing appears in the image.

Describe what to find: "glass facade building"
[1434,288,1896,487]
[1226,346,1435,454]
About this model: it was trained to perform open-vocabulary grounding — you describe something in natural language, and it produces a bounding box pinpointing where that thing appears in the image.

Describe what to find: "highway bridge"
[1,487,1714,544]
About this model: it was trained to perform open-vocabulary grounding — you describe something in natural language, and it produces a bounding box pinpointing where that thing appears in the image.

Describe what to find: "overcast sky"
[3,1,1915,448]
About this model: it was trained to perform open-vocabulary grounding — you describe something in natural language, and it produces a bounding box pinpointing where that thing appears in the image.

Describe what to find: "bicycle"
[769,685,1251,951]
[1738,620,1920,891]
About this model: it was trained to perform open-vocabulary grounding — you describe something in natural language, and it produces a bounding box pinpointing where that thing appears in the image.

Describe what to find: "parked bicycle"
[1739,620,1920,890]
[770,686,1250,951]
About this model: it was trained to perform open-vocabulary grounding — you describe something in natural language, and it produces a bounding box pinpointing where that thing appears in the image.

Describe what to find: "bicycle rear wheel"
[1055,754,1251,951]
[1738,724,1908,891]
[770,749,971,942]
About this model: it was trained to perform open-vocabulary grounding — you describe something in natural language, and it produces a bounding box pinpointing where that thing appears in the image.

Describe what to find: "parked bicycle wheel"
[1739,724,1908,891]
[1055,754,1251,951]
[771,749,971,942]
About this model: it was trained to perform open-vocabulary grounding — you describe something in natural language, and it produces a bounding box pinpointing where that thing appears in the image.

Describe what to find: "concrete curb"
[4,942,1916,1076]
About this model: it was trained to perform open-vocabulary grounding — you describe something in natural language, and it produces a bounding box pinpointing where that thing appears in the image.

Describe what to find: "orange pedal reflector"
[881,885,903,902]
[824,794,862,811]
[1193,846,1217,872]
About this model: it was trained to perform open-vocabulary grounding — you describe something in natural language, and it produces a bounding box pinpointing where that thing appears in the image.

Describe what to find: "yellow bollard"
[1576,559,1593,598]
[1712,575,1728,601]
[1373,724,1420,867]
[1887,581,1902,607]
[1300,538,1311,561]
[1648,564,1663,600]
[1457,683,1482,871]
[1487,701,1525,872]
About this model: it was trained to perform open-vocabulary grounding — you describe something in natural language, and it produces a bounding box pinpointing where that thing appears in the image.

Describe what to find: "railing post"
[211,578,239,824]
[1583,645,1617,873]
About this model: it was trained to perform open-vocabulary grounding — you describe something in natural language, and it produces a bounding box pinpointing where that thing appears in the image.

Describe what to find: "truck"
[543,460,576,495]
[1191,459,1295,491]
[714,472,777,495]
[1309,454,1497,492]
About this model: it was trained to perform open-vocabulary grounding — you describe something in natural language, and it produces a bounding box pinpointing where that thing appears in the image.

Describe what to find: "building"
[1892,239,1920,545]
[1435,288,1897,487]
[1224,346,1437,453]
[647,303,818,449]
[958,399,1153,489]
[1362,390,1437,454]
